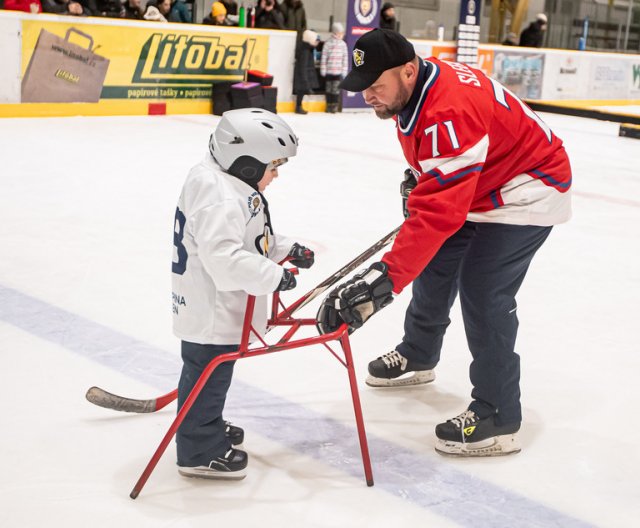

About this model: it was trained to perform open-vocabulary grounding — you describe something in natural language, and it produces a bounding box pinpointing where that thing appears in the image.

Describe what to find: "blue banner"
[343,0,380,109]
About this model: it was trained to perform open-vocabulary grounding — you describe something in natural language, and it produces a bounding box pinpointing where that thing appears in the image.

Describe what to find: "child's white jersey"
[172,154,291,344]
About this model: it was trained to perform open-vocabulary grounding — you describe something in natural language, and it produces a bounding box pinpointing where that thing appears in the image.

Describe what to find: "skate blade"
[178,467,247,480]
[365,370,435,388]
[434,433,521,457]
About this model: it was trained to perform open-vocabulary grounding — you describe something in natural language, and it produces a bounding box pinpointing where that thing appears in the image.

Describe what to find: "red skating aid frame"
[129,275,374,499]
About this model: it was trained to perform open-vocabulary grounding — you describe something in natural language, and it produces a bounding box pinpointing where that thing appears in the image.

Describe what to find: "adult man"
[316,29,571,457]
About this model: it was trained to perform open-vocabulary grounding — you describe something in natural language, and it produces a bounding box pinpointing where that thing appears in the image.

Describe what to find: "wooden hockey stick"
[85,224,401,413]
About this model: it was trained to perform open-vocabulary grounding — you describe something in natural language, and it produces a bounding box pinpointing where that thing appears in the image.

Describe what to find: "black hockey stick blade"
[86,386,161,413]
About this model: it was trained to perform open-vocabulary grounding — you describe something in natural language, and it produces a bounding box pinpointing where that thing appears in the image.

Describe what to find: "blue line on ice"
[1,284,593,528]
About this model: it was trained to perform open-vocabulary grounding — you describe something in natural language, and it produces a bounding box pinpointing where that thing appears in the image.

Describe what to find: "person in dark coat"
[122,0,142,18]
[256,0,285,29]
[293,29,319,114]
[380,2,397,31]
[280,0,307,39]
[168,0,191,22]
[519,13,547,48]
[220,0,237,15]
[41,0,89,15]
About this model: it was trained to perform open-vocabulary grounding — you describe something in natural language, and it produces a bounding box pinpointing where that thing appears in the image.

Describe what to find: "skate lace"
[381,350,407,370]
[450,410,479,444]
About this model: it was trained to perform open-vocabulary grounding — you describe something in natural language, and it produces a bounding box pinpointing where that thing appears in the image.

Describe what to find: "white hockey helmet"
[209,108,299,188]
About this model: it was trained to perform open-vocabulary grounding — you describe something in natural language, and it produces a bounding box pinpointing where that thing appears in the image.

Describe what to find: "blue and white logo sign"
[354,0,378,25]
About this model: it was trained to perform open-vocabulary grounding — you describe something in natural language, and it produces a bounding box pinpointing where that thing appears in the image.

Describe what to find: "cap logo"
[353,48,365,67]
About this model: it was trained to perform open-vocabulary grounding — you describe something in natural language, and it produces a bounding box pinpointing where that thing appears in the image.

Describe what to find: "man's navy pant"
[396,221,552,426]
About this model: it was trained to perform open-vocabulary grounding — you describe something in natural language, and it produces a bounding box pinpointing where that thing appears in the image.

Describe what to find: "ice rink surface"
[1,109,639,528]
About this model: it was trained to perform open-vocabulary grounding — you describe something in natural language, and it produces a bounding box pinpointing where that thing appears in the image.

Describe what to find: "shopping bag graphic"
[21,28,110,103]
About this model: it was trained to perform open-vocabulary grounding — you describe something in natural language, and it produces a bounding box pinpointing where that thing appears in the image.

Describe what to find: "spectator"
[4,0,42,12]
[122,0,143,19]
[320,22,348,113]
[92,0,123,17]
[41,0,87,15]
[292,29,319,114]
[143,0,168,21]
[168,0,191,22]
[203,1,236,25]
[280,0,306,39]
[220,0,236,15]
[255,0,284,29]
[519,13,547,48]
[502,32,518,46]
[380,2,397,31]
[157,0,172,19]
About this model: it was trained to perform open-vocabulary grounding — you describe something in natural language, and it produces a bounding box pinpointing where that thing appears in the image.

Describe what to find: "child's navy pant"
[176,342,237,467]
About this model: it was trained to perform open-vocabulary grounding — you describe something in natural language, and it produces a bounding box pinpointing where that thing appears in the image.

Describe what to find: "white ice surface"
[1,111,639,528]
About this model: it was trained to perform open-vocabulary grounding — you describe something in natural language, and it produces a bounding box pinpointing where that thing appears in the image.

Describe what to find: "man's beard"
[372,84,411,119]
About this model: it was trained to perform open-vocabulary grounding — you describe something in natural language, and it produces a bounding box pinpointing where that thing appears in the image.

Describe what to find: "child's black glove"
[275,268,297,291]
[288,243,315,268]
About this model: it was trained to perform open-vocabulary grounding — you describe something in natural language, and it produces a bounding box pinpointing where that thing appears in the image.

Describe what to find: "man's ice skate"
[178,448,248,480]
[225,421,244,446]
[366,350,435,387]
[435,410,521,457]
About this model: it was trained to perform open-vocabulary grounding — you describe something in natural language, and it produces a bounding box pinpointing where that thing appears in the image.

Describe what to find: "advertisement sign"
[20,20,269,103]
[631,62,640,97]
[343,0,380,109]
[22,28,110,103]
[543,53,589,100]
[493,51,544,99]
[431,45,493,76]
[589,59,628,99]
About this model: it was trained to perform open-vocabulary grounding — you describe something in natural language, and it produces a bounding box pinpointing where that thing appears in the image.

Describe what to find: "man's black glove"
[276,268,297,291]
[315,287,343,334]
[316,262,394,334]
[288,243,315,268]
[401,168,418,219]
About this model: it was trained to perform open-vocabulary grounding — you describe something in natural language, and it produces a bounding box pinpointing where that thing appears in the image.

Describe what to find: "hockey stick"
[279,225,401,316]
[85,224,401,413]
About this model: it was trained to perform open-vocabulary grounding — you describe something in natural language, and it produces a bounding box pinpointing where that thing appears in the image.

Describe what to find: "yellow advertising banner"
[21,20,269,103]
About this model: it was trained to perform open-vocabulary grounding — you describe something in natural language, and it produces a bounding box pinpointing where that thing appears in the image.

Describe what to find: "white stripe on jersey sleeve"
[418,134,489,176]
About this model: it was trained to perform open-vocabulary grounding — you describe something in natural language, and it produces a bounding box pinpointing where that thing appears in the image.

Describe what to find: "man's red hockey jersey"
[381,57,572,293]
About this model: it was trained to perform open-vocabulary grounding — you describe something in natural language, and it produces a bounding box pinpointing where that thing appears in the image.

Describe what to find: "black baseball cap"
[340,29,416,92]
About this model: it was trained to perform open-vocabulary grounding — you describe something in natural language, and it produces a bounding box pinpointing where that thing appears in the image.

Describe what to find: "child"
[171,108,315,479]
[320,23,348,113]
